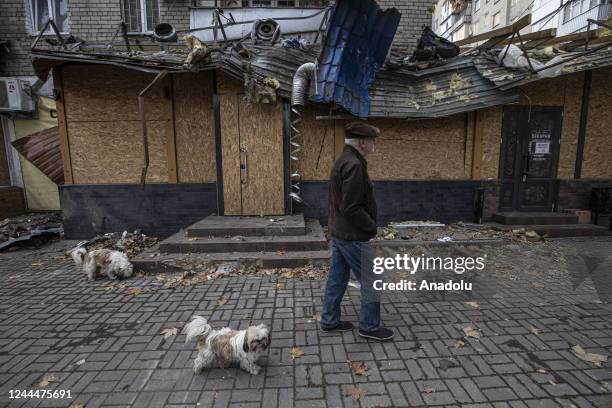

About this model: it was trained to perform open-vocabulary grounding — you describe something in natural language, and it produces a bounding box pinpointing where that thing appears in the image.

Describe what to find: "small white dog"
[183,315,271,375]
[71,247,133,281]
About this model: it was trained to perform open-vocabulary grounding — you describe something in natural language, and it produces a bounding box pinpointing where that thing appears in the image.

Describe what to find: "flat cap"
[344,122,381,139]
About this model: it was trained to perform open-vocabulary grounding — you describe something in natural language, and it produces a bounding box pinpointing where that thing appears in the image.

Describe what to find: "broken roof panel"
[314,0,400,118]
[12,126,64,185]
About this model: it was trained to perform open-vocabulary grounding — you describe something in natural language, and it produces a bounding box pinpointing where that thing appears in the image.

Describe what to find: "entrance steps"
[490,212,609,237]
[132,214,330,272]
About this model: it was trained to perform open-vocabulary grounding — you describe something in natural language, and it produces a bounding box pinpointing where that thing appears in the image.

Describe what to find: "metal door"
[499,106,562,212]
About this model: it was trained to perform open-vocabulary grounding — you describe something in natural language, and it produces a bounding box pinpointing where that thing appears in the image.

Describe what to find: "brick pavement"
[0,238,611,408]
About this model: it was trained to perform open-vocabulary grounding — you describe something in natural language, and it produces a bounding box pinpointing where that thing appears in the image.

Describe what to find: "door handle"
[240,147,248,184]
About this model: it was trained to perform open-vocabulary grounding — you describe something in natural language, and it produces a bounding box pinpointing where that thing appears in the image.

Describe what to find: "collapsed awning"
[12,126,64,185]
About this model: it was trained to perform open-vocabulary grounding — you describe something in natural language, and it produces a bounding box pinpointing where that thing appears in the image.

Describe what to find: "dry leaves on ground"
[312,314,321,322]
[530,326,541,336]
[350,361,369,376]
[345,387,366,401]
[423,387,436,394]
[68,404,84,408]
[464,301,479,308]
[572,344,608,366]
[128,287,143,296]
[34,373,59,387]
[291,346,305,360]
[462,325,481,339]
[454,339,465,348]
[216,296,229,307]
[160,328,178,338]
[276,282,285,291]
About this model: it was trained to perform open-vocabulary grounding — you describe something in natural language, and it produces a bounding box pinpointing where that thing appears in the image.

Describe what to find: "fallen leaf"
[129,287,143,296]
[216,296,229,307]
[571,344,608,367]
[160,327,178,338]
[530,326,541,336]
[350,361,369,376]
[276,282,285,291]
[74,359,86,366]
[282,271,294,279]
[68,404,84,408]
[34,373,59,387]
[462,325,481,339]
[345,387,366,401]
[423,387,435,394]
[291,346,305,359]
[536,368,547,374]
[454,340,465,348]
[31,262,44,266]
[464,301,479,308]
[312,314,321,322]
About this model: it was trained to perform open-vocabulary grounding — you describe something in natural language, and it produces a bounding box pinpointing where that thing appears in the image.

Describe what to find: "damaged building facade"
[14,0,612,238]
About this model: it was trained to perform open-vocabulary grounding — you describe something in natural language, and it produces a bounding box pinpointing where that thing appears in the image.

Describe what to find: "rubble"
[0,212,63,250]
[72,231,159,258]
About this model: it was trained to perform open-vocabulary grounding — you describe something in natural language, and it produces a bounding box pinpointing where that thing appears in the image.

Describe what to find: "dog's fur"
[183,315,270,375]
[71,247,133,281]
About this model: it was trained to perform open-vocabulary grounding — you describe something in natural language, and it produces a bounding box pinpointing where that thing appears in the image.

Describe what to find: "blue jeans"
[321,237,381,331]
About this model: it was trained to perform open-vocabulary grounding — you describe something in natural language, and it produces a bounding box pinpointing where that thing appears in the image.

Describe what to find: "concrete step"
[493,212,579,225]
[186,214,306,237]
[132,249,331,272]
[490,223,609,238]
[159,219,328,253]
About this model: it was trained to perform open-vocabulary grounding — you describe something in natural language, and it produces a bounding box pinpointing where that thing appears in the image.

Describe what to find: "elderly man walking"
[319,122,394,341]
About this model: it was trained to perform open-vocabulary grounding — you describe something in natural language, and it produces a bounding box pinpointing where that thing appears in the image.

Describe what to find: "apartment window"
[122,0,159,33]
[30,0,70,33]
[473,20,480,34]
[474,0,480,11]
[492,12,501,27]
[241,0,327,5]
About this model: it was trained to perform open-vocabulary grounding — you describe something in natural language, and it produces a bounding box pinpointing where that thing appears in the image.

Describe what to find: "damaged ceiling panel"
[314,0,400,118]
[12,126,64,185]
[224,44,520,118]
[474,46,612,90]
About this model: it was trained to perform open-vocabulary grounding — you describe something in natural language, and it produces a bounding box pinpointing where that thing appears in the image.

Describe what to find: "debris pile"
[0,212,63,250]
[375,221,544,243]
[75,231,159,258]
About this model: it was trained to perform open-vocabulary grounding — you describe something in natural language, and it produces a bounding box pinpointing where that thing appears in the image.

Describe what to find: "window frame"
[122,0,160,34]
[29,0,70,34]
[492,11,501,27]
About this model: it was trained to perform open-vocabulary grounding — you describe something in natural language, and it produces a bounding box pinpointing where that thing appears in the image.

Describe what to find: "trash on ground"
[571,344,608,366]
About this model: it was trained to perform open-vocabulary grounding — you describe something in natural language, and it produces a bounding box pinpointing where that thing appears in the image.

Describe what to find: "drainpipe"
[289,62,316,212]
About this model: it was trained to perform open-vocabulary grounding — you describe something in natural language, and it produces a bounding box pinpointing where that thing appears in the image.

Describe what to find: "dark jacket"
[328,145,377,241]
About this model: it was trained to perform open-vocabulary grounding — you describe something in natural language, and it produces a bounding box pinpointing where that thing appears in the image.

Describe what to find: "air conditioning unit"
[0,78,36,112]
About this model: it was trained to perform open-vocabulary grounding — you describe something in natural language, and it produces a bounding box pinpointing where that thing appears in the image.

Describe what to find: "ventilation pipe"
[289,62,316,211]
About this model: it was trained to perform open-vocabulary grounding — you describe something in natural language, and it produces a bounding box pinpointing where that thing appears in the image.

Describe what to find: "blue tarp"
[314,0,400,118]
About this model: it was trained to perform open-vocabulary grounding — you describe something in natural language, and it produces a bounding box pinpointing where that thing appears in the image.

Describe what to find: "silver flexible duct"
[289,62,316,209]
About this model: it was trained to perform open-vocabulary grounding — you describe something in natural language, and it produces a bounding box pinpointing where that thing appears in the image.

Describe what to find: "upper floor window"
[563,0,600,22]
[122,0,159,33]
[474,0,480,12]
[492,11,501,27]
[239,0,329,6]
[30,0,70,33]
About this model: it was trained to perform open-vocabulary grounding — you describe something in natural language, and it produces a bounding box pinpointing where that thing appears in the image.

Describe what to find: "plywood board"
[478,106,503,179]
[239,98,284,215]
[298,105,335,181]
[173,72,216,182]
[220,93,242,215]
[366,115,467,180]
[68,121,168,184]
[53,67,73,184]
[582,66,612,178]
[62,65,169,122]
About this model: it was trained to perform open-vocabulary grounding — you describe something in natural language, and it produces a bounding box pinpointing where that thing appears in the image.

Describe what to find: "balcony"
[558,3,612,35]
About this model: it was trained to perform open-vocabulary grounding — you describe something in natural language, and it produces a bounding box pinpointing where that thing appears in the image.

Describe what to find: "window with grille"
[240,0,328,6]
[122,0,160,33]
[30,0,70,33]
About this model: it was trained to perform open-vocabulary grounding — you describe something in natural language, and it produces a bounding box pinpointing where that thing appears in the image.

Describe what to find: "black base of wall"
[60,183,218,239]
[300,180,500,226]
[557,179,612,210]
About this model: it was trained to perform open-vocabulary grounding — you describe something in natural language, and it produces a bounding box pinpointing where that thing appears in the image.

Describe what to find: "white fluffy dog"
[71,247,133,281]
[183,315,271,375]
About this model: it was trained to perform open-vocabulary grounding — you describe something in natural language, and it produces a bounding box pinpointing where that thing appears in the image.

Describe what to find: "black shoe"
[358,327,395,341]
[320,321,354,332]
